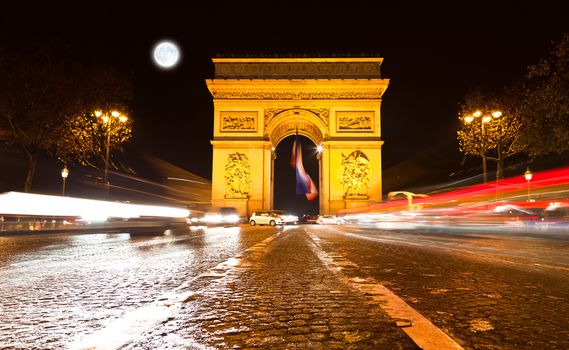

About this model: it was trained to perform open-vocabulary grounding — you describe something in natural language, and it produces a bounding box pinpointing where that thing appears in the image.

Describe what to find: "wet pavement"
[2,223,569,349]
[126,227,417,349]
[307,225,569,349]
[0,226,275,349]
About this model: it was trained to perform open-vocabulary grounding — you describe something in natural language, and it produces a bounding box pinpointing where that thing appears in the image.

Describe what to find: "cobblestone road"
[0,226,274,349]
[4,223,563,349]
[126,228,418,349]
[307,225,569,349]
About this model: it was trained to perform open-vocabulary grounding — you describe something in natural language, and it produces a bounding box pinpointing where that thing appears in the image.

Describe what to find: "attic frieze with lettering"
[213,61,382,79]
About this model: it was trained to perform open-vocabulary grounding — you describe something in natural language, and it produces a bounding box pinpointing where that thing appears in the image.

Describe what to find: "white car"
[317,215,345,225]
[249,211,283,226]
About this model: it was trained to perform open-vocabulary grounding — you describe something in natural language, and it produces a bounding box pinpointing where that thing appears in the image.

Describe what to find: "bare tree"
[0,44,133,192]
[0,46,70,191]
[55,64,133,169]
[457,89,524,181]
[516,33,569,158]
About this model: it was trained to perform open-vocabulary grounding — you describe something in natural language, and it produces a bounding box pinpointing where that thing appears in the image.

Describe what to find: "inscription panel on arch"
[336,111,375,133]
[220,111,258,133]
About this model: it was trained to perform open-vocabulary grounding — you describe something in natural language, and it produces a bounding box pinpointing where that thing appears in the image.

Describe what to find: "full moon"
[152,41,180,69]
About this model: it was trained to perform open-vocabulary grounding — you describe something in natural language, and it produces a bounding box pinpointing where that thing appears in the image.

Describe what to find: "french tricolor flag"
[290,135,318,201]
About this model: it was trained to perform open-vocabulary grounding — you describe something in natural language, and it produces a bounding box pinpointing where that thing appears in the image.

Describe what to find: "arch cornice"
[265,108,329,146]
[206,79,389,100]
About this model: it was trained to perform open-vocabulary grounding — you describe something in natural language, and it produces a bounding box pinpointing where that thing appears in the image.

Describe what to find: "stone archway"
[207,57,389,216]
[265,108,328,146]
[265,108,327,212]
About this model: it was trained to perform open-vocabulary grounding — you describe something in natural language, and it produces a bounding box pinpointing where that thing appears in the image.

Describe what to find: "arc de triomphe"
[206,57,389,216]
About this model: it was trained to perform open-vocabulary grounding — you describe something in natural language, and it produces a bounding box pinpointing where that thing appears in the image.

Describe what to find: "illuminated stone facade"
[206,58,389,216]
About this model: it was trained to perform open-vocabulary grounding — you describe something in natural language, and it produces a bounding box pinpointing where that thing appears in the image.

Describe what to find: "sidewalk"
[129,228,419,349]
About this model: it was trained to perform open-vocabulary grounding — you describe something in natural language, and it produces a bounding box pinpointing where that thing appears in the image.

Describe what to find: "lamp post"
[61,165,69,196]
[95,110,127,194]
[490,111,507,181]
[524,167,533,202]
[462,110,498,184]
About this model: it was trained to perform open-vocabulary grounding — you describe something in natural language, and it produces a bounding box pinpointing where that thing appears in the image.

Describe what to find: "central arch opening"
[273,134,319,218]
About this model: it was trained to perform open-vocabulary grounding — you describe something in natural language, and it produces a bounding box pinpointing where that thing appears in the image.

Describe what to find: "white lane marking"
[355,283,463,350]
[306,230,464,350]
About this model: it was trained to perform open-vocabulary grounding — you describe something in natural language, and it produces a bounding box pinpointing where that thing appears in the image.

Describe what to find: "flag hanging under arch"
[290,135,318,201]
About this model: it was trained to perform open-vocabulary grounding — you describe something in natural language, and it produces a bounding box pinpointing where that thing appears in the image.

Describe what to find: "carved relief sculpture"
[340,150,370,198]
[264,108,281,126]
[209,87,385,100]
[225,153,251,198]
[220,111,257,132]
[337,111,374,131]
[264,108,329,127]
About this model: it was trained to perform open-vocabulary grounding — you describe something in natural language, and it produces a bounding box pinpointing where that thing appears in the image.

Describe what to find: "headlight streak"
[0,192,189,221]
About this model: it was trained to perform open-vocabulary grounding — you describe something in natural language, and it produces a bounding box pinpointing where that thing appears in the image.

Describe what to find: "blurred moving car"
[317,215,345,225]
[271,210,299,224]
[542,202,569,224]
[219,207,241,224]
[300,214,319,224]
[489,204,544,225]
[249,211,283,226]
[197,212,225,225]
[188,207,241,226]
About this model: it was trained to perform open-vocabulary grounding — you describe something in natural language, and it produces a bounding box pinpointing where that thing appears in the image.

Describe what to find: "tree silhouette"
[516,33,569,157]
[457,89,524,181]
[0,43,132,192]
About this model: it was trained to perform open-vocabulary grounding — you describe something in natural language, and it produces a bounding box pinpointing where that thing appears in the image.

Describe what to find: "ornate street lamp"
[524,167,533,202]
[462,110,500,184]
[61,165,69,196]
[95,110,128,194]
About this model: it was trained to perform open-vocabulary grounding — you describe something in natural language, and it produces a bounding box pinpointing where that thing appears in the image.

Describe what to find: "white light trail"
[0,192,189,221]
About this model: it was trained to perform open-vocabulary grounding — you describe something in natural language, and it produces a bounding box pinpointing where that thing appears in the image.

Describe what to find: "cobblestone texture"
[310,226,569,350]
[0,227,274,349]
[7,223,560,349]
[127,229,418,349]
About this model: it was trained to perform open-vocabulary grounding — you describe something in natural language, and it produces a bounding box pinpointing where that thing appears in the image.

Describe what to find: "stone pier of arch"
[206,57,389,217]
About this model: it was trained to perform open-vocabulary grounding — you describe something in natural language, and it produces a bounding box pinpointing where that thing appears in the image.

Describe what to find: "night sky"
[1,2,566,208]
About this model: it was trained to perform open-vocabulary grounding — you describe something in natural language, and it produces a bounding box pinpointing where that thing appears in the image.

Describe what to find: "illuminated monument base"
[206,57,389,216]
